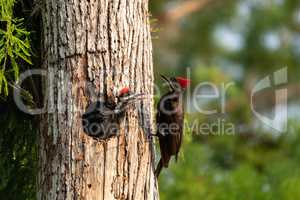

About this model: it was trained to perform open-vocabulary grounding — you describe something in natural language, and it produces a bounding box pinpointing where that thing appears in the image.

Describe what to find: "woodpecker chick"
[155,75,191,177]
[82,87,144,139]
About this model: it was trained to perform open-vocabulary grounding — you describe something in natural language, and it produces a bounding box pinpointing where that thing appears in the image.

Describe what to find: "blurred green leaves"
[152,2,300,198]
[158,122,300,200]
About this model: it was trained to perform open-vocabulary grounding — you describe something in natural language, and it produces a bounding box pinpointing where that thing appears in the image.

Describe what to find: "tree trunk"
[38,0,159,199]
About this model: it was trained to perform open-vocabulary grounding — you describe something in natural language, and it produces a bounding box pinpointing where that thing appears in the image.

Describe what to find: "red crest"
[119,87,130,96]
[175,77,191,89]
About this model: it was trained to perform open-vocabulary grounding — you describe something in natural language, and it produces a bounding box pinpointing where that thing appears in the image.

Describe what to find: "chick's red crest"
[119,87,130,96]
[175,77,191,89]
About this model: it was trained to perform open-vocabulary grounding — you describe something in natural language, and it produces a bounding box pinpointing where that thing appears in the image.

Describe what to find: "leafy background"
[1,0,300,199]
[0,0,39,199]
[151,0,300,200]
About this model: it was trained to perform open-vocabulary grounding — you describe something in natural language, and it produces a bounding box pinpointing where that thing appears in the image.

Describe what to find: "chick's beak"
[122,93,146,103]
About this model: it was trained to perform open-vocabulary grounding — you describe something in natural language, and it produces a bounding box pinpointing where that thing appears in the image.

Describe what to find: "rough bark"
[38,0,159,199]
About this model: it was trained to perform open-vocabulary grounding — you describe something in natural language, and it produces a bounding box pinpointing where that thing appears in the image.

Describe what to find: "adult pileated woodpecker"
[82,87,144,139]
[155,75,191,177]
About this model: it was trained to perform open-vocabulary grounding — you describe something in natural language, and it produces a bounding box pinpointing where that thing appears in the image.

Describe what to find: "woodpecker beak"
[160,74,170,83]
[114,92,146,114]
[160,74,176,90]
[122,92,146,103]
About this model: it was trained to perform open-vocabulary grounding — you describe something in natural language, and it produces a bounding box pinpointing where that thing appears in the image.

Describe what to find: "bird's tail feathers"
[155,159,163,178]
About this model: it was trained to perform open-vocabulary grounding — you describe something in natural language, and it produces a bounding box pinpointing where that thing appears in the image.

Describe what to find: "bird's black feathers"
[155,76,185,177]
[82,91,144,140]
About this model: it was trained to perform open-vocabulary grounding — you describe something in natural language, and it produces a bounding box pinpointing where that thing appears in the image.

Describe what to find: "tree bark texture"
[38,0,159,199]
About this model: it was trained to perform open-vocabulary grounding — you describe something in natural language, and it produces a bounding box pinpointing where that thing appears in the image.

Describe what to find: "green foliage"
[158,123,300,200]
[0,0,32,96]
[0,0,37,199]
[152,0,300,199]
